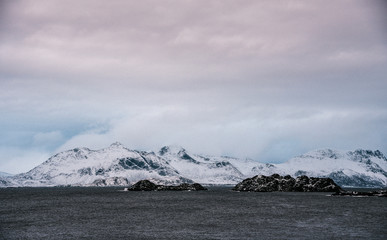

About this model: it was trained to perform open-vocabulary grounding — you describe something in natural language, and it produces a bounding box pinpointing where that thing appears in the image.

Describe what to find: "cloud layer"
[1,0,386,173]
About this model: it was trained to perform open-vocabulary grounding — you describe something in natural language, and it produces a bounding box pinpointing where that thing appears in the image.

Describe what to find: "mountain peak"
[110,142,124,148]
[159,145,186,156]
[351,149,386,160]
[297,148,345,160]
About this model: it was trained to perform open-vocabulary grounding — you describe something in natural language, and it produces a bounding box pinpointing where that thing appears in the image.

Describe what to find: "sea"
[0,186,386,240]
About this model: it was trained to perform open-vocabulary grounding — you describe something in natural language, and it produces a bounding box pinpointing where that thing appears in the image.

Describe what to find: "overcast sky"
[1,0,386,174]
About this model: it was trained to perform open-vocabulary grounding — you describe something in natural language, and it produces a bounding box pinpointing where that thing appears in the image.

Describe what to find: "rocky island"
[127,180,208,191]
[232,174,342,192]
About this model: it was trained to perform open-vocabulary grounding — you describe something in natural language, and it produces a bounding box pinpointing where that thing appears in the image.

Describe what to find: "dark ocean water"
[0,187,386,240]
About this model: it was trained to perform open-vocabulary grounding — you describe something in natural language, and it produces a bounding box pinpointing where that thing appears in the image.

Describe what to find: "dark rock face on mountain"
[232,174,342,192]
[332,190,387,197]
[128,180,208,191]
[92,177,130,186]
[0,178,10,186]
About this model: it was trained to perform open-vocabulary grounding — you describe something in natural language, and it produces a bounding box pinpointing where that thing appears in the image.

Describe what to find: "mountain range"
[1,143,386,188]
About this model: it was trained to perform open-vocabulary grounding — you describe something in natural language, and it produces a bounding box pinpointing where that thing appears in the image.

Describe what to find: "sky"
[1,0,386,174]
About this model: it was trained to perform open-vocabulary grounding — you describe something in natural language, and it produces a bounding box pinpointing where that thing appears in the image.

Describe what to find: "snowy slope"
[157,146,245,184]
[0,172,15,187]
[6,142,190,187]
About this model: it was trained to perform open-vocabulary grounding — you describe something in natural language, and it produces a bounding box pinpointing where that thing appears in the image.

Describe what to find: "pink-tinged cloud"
[0,0,386,173]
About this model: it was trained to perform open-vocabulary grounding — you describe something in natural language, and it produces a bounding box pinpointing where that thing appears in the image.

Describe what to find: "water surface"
[1,187,386,239]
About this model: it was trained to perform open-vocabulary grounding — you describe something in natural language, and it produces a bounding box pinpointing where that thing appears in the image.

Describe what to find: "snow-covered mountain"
[1,143,386,187]
[2,143,190,187]
[0,172,14,187]
[157,145,244,184]
[250,149,387,187]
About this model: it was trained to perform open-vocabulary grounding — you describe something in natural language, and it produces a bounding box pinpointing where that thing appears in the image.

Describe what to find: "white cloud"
[56,106,387,161]
[32,131,64,147]
[0,147,50,174]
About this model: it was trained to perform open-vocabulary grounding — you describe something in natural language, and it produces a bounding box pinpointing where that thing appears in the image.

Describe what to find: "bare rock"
[232,174,342,192]
[128,180,208,191]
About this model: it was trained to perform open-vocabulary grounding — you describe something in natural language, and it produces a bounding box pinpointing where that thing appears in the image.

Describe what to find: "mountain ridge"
[1,143,386,188]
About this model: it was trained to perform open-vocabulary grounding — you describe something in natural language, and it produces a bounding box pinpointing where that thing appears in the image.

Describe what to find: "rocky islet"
[127,180,208,191]
[232,174,342,192]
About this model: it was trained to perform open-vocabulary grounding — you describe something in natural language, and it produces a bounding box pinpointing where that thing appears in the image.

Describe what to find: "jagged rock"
[128,180,208,191]
[232,174,342,192]
[128,180,159,191]
[332,190,387,197]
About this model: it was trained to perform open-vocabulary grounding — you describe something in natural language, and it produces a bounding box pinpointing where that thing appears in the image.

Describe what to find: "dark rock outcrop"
[128,180,208,191]
[332,190,387,197]
[128,180,159,191]
[232,174,342,192]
